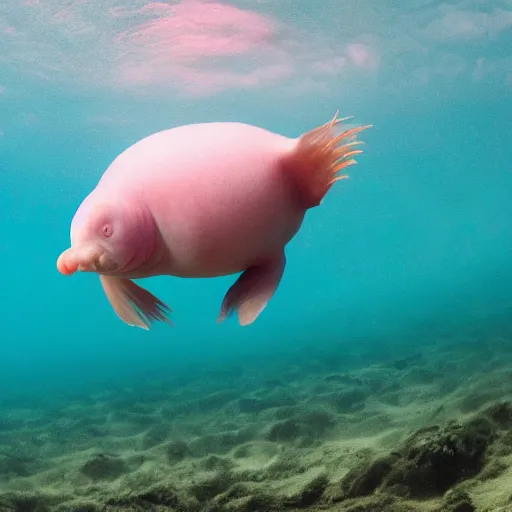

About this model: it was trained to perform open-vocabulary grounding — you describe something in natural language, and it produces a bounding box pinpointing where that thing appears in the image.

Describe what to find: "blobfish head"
[57,195,156,277]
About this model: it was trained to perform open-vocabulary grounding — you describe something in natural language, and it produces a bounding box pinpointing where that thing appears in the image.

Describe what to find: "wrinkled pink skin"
[58,123,304,283]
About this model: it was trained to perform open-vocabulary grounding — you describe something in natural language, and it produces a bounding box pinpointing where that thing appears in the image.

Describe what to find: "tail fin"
[284,113,372,209]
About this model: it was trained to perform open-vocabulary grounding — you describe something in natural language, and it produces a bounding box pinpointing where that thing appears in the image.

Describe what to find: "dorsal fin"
[283,113,372,208]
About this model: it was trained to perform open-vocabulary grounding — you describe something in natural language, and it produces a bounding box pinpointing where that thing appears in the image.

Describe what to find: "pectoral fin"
[218,253,286,326]
[99,275,172,330]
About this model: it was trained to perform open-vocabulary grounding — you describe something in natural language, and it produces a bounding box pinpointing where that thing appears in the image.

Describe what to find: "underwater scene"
[1,0,512,511]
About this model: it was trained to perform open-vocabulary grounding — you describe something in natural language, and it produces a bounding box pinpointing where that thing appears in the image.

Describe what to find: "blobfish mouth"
[79,253,117,273]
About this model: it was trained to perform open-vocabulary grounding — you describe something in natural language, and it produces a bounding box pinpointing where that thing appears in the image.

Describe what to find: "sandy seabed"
[2,316,512,512]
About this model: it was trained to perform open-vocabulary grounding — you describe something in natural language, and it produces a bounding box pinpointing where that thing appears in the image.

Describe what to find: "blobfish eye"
[101,224,113,238]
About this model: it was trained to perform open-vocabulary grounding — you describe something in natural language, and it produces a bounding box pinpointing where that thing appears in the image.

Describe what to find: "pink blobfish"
[56,114,371,329]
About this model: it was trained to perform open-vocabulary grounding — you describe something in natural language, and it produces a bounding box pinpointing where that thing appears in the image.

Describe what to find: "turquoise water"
[1,1,512,509]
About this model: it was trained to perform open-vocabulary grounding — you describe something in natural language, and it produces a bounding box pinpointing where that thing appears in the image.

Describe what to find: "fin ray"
[99,275,172,330]
[285,112,372,208]
[217,254,286,326]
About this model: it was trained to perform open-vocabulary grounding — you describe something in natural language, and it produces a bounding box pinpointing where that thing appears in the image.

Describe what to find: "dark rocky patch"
[337,416,496,501]
[165,439,191,463]
[339,455,397,499]
[330,389,368,413]
[484,401,512,428]
[104,484,199,512]
[80,453,129,481]
[383,417,495,497]
[301,410,336,437]
[282,472,329,507]
[440,488,476,512]
[0,452,35,478]
[0,492,51,512]
[267,419,301,443]
[189,469,235,502]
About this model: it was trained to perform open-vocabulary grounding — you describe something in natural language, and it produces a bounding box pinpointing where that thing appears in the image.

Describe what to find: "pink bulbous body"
[97,122,304,279]
[57,114,371,328]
